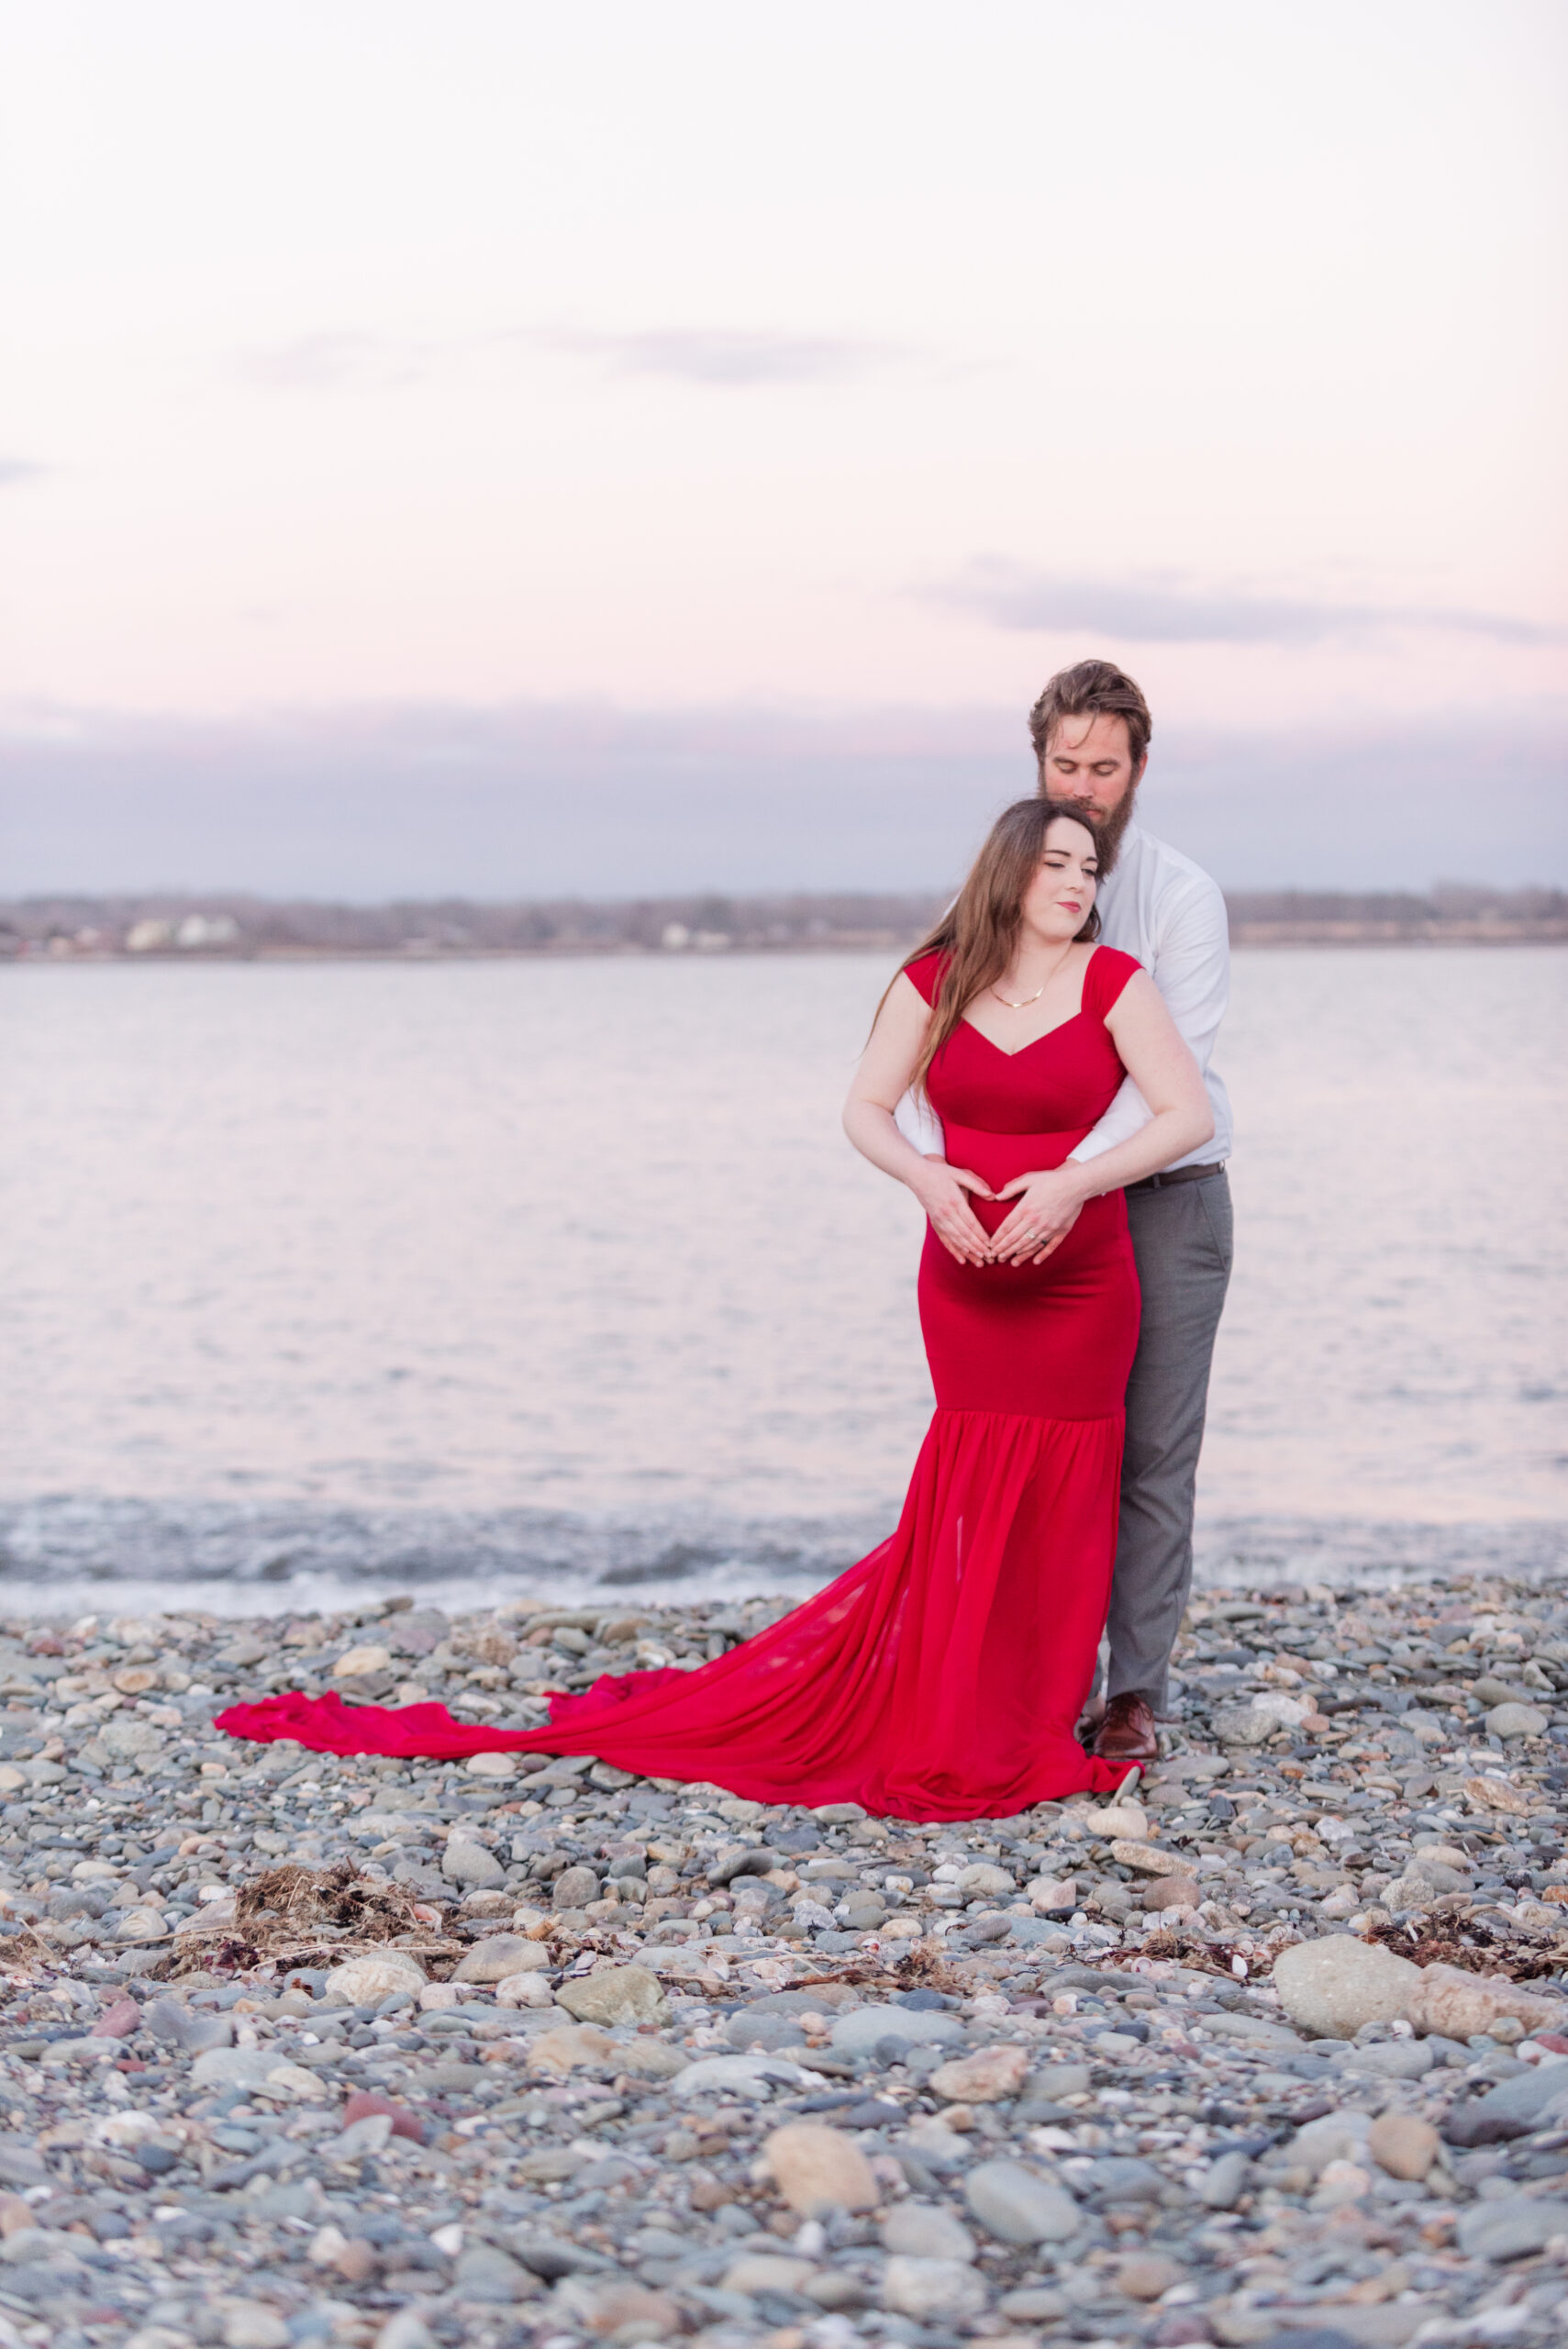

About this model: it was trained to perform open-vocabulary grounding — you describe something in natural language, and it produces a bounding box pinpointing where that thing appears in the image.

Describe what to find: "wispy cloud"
[533,328,902,386]
[940,559,1563,648]
[239,323,907,395]
[0,460,45,486]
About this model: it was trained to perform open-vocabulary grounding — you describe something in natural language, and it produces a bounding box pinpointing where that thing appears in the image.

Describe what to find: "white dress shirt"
[895,818,1232,1172]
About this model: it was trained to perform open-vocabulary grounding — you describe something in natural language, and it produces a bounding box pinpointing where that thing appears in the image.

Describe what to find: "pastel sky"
[2,0,1564,893]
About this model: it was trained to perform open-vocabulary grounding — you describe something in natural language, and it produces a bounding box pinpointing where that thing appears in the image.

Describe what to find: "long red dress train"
[219,946,1145,1819]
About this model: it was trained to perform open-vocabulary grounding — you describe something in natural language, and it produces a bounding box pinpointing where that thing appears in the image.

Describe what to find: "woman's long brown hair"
[883,797,1105,1100]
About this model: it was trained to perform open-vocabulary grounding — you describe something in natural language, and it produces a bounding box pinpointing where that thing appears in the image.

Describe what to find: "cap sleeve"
[1084,944,1142,1019]
[902,950,949,1007]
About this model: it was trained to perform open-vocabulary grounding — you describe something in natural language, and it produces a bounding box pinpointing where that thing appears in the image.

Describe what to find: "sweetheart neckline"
[955,1009,1091,1060]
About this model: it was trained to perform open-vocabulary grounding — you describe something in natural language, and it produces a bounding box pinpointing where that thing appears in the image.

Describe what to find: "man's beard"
[1078,782,1139,873]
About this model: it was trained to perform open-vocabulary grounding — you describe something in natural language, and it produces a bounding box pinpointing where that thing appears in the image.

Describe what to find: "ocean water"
[2,948,1563,1615]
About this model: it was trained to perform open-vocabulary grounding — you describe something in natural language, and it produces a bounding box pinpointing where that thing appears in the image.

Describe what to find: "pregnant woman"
[223,799,1212,1818]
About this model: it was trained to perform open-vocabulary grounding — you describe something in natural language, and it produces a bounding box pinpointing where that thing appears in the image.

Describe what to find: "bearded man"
[904,658,1233,1762]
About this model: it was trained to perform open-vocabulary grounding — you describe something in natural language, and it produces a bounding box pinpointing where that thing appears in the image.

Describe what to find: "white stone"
[219,2300,292,2349]
[957,1863,1014,1899]
[1272,1935,1420,2039]
[1027,1876,1078,1914]
[1212,1705,1276,1747]
[333,1643,394,1679]
[495,1969,554,2009]
[114,1906,171,1943]
[882,2202,976,2262]
[263,2062,329,2102]
[1093,1802,1149,1840]
[452,1935,550,1984]
[325,1949,427,2003]
[190,2046,286,2091]
[1110,1840,1191,1876]
[883,2255,987,2321]
[828,2004,964,2054]
[672,2053,809,2099]
[463,1751,517,1778]
[1251,1692,1310,1727]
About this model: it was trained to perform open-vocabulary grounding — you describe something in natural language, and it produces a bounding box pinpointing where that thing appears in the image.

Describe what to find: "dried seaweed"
[1361,1913,1568,1982]
[1136,1927,1265,1977]
[787,1943,983,2000]
[236,1861,429,1941]
[150,1861,463,1979]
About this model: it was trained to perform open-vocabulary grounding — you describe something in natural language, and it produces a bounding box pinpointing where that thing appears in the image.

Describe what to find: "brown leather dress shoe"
[1093,1690,1159,1765]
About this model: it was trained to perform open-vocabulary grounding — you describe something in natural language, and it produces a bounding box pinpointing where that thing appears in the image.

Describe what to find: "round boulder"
[1272,1935,1419,2039]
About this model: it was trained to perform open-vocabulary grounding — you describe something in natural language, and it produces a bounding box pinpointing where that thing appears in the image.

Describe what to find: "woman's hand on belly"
[908,1158,997,1266]
[989,1164,1090,1265]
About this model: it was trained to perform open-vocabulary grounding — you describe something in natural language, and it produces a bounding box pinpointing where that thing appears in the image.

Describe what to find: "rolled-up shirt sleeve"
[895,1088,946,1157]
[1069,874,1229,1165]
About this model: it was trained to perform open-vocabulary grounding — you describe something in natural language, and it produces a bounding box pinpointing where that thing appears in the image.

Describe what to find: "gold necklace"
[992,942,1073,1011]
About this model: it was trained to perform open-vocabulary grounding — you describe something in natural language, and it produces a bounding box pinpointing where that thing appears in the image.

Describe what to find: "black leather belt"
[1127,1162,1227,1193]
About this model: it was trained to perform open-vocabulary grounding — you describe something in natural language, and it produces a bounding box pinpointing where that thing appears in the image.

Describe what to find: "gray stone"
[453,2243,539,2303]
[452,1934,549,1984]
[1084,2155,1164,2202]
[1442,2064,1568,2146]
[555,1965,668,2027]
[190,2045,289,2091]
[1455,2197,1568,2260]
[1212,1704,1276,1746]
[550,1863,601,1909]
[1485,1702,1550,1740]
[963,2159,1082,2244]
[707,1845,779,1886]
[442,1838,506,1890]
[375,2316,437,2349]
[145,1997,234,2053]
[1198,2150,1251,2209]
[1341,2037,1434,2079]
[881,2201,976,2262]
[999,2286,1071,2321]
[1203,2012,1305,2051]
[1292,2110,1373,2176]
[828,2003,964,2054]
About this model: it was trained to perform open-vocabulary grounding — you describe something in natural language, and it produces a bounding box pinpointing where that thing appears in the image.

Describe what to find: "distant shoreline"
[6,931,1566,963]
[4,885,1564,960]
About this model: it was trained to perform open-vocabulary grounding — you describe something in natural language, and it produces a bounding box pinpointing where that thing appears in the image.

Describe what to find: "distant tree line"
[2,883,1564,958]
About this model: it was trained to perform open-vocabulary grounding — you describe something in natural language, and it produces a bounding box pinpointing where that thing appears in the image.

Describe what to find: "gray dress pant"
[1104,1169,1233,1712]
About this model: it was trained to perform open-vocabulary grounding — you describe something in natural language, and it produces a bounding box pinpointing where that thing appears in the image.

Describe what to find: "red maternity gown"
[219,946,1144,1818]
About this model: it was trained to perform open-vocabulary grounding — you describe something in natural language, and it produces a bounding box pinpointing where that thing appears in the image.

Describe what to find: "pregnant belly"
[919,1122,1140,1417]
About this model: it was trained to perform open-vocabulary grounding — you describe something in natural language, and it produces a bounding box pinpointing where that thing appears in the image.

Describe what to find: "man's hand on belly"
[990,1166,1090,1265]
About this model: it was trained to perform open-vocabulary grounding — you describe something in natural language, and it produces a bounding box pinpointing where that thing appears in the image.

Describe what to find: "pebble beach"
[4,1575,1568,2349]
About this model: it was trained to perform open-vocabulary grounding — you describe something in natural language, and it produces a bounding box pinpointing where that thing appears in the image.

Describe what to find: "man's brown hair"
[1028,658,1151,773]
